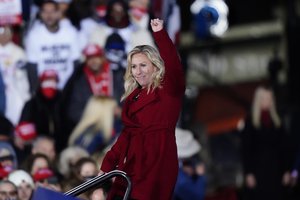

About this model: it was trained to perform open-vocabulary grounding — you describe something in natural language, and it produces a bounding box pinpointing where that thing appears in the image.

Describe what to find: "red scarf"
[84,62,113,97]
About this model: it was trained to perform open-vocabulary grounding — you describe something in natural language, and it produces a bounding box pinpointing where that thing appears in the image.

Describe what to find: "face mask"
[96,5,107,18]
[41,88,57,99]
[40,79,58,99]
[130,7,147,20]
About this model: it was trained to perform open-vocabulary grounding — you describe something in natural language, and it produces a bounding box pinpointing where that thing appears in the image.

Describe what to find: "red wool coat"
[101,29,185,200]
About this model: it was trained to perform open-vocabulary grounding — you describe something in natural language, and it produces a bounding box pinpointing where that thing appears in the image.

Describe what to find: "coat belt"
[120,125,170,181]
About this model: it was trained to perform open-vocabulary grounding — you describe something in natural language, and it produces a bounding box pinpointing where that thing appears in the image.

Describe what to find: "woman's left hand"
[150,18,164,32]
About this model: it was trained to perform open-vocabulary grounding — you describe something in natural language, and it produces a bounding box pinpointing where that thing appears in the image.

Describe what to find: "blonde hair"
[251,87,281,128]
[121,45,165,101]
[58,146,89,177]
[68,96,117,146]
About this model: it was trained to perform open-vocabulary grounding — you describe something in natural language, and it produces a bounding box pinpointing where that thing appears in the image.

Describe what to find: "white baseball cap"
[8,170,35,188]
[175,128,201,159]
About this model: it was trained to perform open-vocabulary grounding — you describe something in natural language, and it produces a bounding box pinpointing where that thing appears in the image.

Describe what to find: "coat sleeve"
[101,131,130,172]
[152,29,185,96]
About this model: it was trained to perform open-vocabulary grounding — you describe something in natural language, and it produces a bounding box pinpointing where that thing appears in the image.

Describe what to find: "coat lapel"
[128,88,158,117]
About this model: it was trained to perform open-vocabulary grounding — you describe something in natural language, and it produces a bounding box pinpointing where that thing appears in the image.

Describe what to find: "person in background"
[13,122,37,164]
[0,116,28,170]
[57,146,89,179]
[31,136,56,163]
[61,157,106,200]
[76,157,99,182]
[104,32,127,103]
[21,153,62,190]
[90,0,154,54]
[128,0,153,31]
[33,167,61,192]
[94,0,131,105]
[67,96,119,155]
[8,170,35,200]
[66,0,100,50]
[0,25,30,125]
[173,127,206,200]
[99,19,185,200]
[0,142,18,180]
[25,0,80,91]
[18,69,64,152]
[85,158,110,200]
[78,157,110,200]
[240,86,291,200]
[0,180,19,200]
[92,0,107,22]
[61,43,114,138]
[21,153,51,177]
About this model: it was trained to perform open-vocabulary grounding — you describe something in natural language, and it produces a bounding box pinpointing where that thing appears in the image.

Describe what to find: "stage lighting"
[191,0,229,39]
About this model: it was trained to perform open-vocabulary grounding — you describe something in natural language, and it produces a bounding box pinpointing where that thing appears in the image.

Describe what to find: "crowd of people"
[0,0,187,199]
[1,0,300,200]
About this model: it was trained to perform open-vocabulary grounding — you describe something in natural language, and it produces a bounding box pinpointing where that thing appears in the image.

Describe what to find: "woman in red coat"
[100,18,185,200]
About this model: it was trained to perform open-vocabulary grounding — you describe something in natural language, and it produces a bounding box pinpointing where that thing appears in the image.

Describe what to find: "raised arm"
[151,19,185,96]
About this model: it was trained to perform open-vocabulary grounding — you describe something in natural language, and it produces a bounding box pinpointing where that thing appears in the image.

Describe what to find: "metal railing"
[64,170,131,200]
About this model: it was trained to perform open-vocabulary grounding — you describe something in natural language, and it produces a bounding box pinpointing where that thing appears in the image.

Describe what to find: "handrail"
[64,170,131,200]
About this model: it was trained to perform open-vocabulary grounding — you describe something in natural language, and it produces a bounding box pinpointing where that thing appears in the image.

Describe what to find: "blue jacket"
[173,167,206,200]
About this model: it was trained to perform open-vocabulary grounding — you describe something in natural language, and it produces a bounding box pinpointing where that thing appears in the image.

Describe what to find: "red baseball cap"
[39,69,59,83]
[83,44,104,58]
[15,122,37,141]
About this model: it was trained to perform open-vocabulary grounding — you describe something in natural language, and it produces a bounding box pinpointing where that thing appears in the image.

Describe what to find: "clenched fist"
[150,18,164,32]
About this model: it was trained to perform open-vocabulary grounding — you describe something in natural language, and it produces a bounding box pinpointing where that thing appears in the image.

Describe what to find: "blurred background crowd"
[0,0,300,199]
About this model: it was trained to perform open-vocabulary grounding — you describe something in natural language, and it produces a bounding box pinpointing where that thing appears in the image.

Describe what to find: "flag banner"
[0,0,22,25]
[31,187,81,200]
